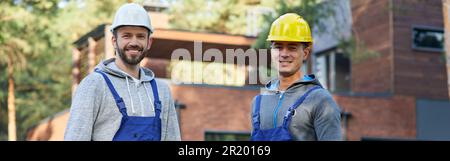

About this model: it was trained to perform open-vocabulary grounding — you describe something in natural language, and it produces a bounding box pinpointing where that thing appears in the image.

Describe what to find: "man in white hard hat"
[65,3,181,141]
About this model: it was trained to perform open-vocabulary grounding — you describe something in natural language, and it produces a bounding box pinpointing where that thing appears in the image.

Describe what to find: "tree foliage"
[0,0,127,140]
[168,0,249,35]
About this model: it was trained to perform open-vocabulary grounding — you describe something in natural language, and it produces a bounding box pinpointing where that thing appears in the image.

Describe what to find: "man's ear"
[302,45,311,61]
[112,35,117,50]
[146,37,153,50]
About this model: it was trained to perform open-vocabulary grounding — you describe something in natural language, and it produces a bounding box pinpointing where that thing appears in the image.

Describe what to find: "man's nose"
[279,48,289,57]
[128,36,140,45]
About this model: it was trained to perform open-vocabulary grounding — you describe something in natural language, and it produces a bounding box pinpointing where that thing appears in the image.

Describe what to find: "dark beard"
[117,47,146,65]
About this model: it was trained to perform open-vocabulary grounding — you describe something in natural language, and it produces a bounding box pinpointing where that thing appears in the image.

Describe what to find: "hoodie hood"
[252,73,341,141]
[94,58,155,82]
[264,74,323,94]
[94,58,157,115]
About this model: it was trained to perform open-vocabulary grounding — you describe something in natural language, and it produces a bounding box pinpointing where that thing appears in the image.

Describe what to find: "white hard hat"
[110,3,153,33]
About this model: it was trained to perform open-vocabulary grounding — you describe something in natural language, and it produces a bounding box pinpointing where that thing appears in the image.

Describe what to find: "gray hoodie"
[64,58,181,141]
[251,74,342,141]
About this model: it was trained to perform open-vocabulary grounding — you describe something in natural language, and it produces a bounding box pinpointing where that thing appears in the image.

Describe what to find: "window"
[169,60,247,87]
[314,49,350,93]
[204,131,251,141]
[412,26,444,52]
[416,99,450,140]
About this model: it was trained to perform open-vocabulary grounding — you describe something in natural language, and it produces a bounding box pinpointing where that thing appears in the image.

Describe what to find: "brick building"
[340,0,450,140]
[27,0,450,141]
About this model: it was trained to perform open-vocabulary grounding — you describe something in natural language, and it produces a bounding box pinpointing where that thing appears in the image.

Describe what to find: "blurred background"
[1,0,450,141]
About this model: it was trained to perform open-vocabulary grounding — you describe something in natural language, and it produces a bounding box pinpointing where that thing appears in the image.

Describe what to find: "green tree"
[337,35,380,64]
[168,0,250,35]
[0,1,39,141]
[166,0,336,48]
[0,0,128,140]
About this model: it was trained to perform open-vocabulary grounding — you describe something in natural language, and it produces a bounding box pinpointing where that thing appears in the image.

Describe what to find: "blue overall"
[251,86,322,141]
[95,69,162,141]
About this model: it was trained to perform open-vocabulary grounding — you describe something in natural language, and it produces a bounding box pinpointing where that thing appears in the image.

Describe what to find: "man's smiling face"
[271,41,310,77]
[113,26,152,65]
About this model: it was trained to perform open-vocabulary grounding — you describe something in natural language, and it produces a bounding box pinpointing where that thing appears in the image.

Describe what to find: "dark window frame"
[411,25,444,53]
[314,47,351,93]
[204,130,251,141]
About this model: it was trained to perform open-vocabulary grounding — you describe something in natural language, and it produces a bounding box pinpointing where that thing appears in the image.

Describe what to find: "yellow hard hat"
[267,13,313,43]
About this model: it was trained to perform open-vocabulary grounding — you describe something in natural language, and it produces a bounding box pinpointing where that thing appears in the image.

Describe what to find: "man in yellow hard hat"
[250,13,342,141]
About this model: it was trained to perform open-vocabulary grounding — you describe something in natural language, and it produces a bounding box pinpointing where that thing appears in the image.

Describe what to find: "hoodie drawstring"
[125,76,136,114]
[143,84,155,112]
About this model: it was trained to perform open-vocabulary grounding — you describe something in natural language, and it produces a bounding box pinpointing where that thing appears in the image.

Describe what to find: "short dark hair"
[113,30,118,38]
[301,42,311,49]
[112,27,151,38]
[270,41,311,49]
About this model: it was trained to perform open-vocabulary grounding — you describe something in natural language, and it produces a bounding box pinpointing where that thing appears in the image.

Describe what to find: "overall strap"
[94,69,128,117]
[252,95,262,130]
[149,79,161,118]
[282,85,322,127]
